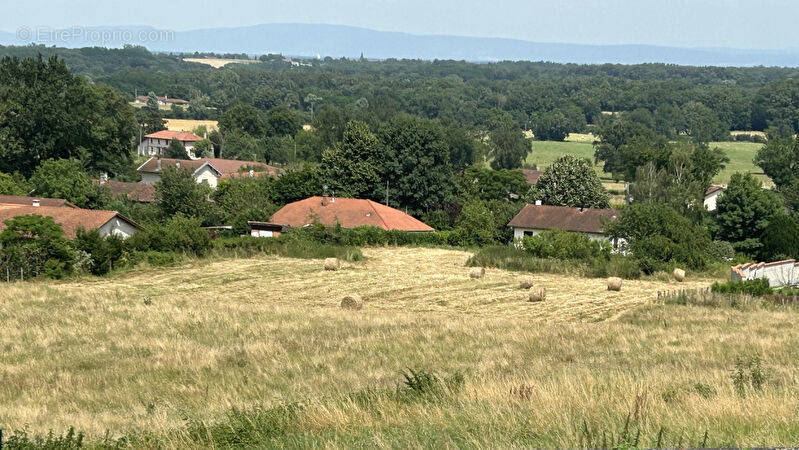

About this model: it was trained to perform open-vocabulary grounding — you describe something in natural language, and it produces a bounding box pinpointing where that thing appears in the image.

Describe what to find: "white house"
[0,203,142,239]
[137,130,204,158]
[731,260,799,287]
[136,157,281,189]
[135,95,189,106]
[704,185,725,211]
[507,203,620,244]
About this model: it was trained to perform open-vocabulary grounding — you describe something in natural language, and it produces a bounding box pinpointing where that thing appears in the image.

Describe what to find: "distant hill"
[3,23,799,67]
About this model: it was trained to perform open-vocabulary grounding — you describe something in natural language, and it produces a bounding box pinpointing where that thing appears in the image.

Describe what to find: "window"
[523,230,534,237]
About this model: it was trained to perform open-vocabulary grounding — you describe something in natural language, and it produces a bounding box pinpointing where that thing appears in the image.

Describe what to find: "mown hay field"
[183,58,259,68]
[2,248,798,447]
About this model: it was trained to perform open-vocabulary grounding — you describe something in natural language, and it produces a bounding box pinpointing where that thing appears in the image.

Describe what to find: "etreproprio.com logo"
[15,26,174,45]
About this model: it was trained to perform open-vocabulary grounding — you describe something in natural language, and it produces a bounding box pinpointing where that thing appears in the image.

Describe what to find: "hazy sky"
[3,0,797,50]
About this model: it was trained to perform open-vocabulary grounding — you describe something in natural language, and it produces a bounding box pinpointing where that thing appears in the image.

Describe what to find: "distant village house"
[507,203,620,244]
[0,196,142,239]
[704,185,725,212]
[137,130,204,158]
[135,95,189,106]
[136,157,281,189]
[265,196,434,234]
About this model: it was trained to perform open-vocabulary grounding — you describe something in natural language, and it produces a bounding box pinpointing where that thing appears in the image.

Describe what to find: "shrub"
[128,215,212,256]
[74,228,127,275]
[711,278,773,296]
[521,229,610,261]
[0,214,75,280]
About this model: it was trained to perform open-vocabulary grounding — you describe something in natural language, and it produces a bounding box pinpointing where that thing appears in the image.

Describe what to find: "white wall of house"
[137,138,196,157]
[512,227,611,242]
[732,261,799,287]
[98,217,139,239]
[194,166,219,188]
[704,191,722,211]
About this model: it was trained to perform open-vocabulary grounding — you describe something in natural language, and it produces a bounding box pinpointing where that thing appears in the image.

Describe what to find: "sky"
[2,0,797,50]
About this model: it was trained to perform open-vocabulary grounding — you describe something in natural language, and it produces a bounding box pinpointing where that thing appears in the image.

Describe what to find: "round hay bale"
[673,268,686,282]
[340,294,363,310]
[528,286,546,302]
[607,277,623,292]
[519,278,535,289]
[324,258,341,271]
[469,267,486,279]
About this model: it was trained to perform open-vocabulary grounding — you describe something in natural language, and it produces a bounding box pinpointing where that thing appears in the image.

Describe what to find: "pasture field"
[2,248,799,447]
[527,139,767,185]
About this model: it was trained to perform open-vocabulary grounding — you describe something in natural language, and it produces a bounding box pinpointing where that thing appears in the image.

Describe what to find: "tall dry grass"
[0,248,796,447]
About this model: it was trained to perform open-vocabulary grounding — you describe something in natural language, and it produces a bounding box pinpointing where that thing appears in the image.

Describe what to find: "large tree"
[376,115,454,214]
[321,121,381,198]
[154,165,216,224]
[714,172,783,256]
[0,55,137,177]
[535,155,610,208]
[29,159,105,208]
[489,124,530,170]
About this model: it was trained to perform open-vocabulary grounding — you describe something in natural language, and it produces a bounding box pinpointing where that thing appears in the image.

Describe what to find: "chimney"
[175,161,181,169]
[249,169,254,178]
[32,199,40,207]
[535,200,542,206]
[321,193,329,206]
[99,172,109,185]
[156,156,162,171]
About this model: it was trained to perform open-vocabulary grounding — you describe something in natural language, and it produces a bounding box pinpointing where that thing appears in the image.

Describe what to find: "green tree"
[714,172,783,256]
[0,172,27,195]
[531,111,571,141]
[192,139,214,158]
[164,138,189,159]
[270,164,325,204]
[607,203,715,273]
[376,115,454,214]
[141,91,166,134]
[455,200,497,246]
[266,106,301,137]
[457,167,531,203]
[154,165,216,224]
[489,124,530,170]
[222,129,263,162]
[0,55,138,177]
[253,86,283,111]
[535,155,610,208]
[219,103,266,137]
[321,121,381,198]
[29,159,104,208]
[760,214,799,261]
[0,214,75,280]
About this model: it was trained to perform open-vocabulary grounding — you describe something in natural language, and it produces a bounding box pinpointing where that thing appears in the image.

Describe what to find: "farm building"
[137,130,204,158]
[507,203,619,243]
[704,185,725,211]
[247,221,285,238]
[0,195,77,208]
[96,175,155,203]
[137,157,281,189]
[731,260,799,287]
[269,196,434,232]
[0,204,142,239]
[519,169,544,185]
[134,95,189,106]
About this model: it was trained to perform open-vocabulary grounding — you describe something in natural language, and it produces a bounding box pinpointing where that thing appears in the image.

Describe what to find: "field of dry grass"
[2,248,798,447]
[183,58,259,68]
[164,119,219,133]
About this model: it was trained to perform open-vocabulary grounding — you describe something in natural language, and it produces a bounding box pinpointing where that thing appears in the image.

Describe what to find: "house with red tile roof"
[0,205,143,239]
[137,157,281,189]
[519,169,544,185]
[731,260,799,287]
[507,203,619,242]
[95,177,156,203]
[269,196,434,232]
[137,130,204,158]
[0,195,77,208]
